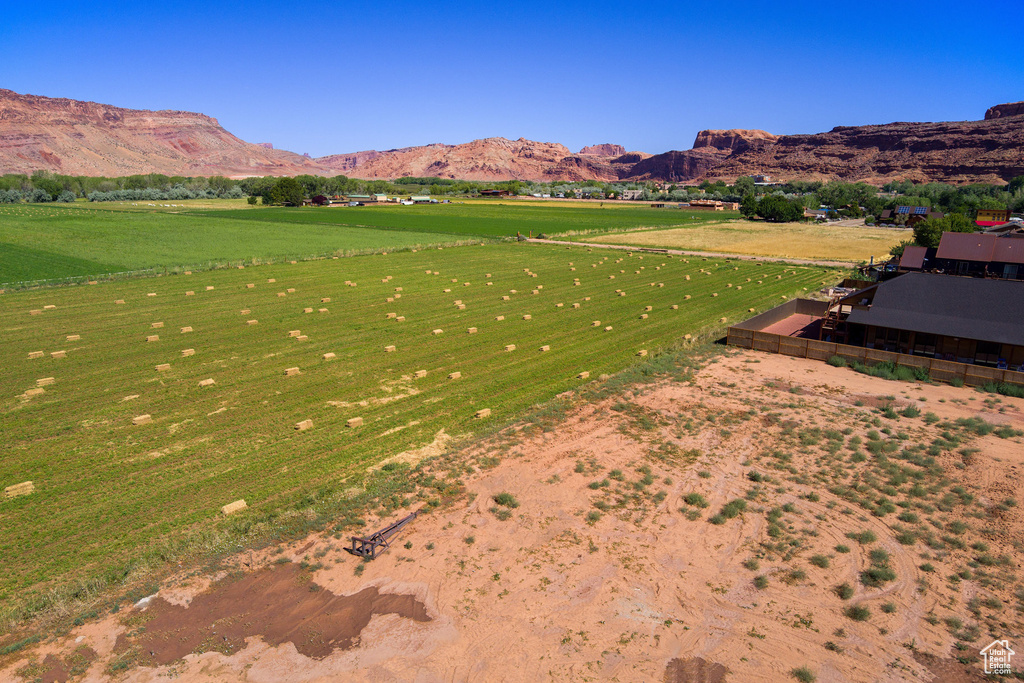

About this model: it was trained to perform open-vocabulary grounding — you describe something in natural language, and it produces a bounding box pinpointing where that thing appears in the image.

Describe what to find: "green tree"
[740,193,758,218]
[757,194,803,222]
[267,177,304,206]
[733,176,756,197]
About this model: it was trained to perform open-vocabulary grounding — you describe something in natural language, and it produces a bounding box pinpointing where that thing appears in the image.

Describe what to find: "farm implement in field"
[349,511,418,559]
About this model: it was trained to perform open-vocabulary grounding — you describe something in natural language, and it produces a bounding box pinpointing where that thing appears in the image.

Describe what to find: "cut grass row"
[0,242,841,600]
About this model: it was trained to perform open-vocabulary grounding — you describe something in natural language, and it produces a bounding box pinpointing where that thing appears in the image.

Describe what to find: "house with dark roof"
[934,232,1024,279]
[877,206,943,226]
[842,273,1024,368]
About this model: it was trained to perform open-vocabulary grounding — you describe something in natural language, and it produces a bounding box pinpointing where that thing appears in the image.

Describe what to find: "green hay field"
[0,242,841,601]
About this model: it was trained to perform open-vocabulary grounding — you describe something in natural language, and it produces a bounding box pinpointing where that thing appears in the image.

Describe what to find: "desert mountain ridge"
[1,88,1023,184]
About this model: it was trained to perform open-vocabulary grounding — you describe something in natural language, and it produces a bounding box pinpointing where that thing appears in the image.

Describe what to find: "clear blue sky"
[3,0,1022,158]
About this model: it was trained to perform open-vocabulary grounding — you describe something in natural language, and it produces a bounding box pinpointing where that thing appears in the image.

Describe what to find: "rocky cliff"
[692,129,778,152]
[702,108,1024,184]
[578,143,626,157]
[0,89,325,178]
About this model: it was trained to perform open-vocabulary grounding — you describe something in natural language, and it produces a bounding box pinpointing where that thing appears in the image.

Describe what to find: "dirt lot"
[4,350,1021,682]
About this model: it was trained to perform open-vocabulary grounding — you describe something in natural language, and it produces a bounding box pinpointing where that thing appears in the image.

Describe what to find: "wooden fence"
[727,327,1024,388]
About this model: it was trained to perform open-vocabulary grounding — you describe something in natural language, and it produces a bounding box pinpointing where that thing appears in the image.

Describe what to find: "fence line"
[726,327,1024,388]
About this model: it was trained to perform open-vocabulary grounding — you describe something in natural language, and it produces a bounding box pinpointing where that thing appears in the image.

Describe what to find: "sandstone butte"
[1,87,1022,184]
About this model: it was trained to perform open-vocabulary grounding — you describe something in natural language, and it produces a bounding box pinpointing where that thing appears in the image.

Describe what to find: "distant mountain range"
[1,88,1022,184]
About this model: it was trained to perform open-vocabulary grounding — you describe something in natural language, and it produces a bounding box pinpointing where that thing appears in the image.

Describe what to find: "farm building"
[877,206,944,226]
[728,272,1024,374]
[933,232,1024,280]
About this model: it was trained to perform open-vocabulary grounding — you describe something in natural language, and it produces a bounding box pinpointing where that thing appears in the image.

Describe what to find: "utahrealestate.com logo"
[981,639,1015,675]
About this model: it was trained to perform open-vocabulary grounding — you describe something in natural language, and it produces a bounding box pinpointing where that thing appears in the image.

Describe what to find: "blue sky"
[3,0,1022,158]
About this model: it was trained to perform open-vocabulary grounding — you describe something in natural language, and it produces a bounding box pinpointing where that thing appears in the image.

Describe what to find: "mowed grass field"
[0,242,842,600]
[0,202,731,285]
[590,220,908,262]
[0,205,474,285]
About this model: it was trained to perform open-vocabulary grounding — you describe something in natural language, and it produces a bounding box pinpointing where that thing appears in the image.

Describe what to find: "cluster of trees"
[87,185,244,202]
[0,171,250,202]
[881,177,1024,215]
[0,188,76,203]
[739,193,805,222]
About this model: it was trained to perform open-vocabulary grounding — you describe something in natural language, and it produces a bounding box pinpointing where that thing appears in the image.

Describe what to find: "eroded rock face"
[692,129,778,152]
[985,101,1024,120]
[578,143,626,156]
[703,110,1024,184]
[625,148,728,182]
[0,89,325,178]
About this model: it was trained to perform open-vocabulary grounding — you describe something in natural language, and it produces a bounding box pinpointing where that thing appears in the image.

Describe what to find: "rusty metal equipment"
[349,511,418,559]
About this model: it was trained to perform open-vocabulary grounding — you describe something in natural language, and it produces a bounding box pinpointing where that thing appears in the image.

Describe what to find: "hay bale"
[321,297,331,303]
[268,278,276,283]
[304,307,313,313]
[592,321,601,326]
[444,288,452,293]
[385,345,396,353]
[396,316,405,322]
[475,408,491,418]
[711,293,718,297]
[323,352,336,360]
[539,345,550,352]
[284,367,301,376]
[640,314,648,319]
[115,300,125,305]
[24,388,45,397]
[719,317,727,323]
[199,378,216,387]
[295,419,313,431]
[237,265,245,270]
[148,293,157,297]
[278,292,286,297]
[619,292,626,297]
[151,322,164,328]
[584,297,591,301]
[523,314,531,320]
[748,308,756,313]
[415,370,428,378]
[133,414,152,425]
[578,371,590,379]
[66,334,80,341]
[43,304,56,310]
[156,363,171,372]
[247,320,258,325]
[395,287,403,292]
[456,304,465,309]
[221,499,247,515]
[240,309,250,314]
[347,417,364,428]
[432,329,444,335]
[182,349,195,357]
[467,327,477,334]
[637,350,648,357]
[645,306,653,311]
[246,284,255,289]
[318,308,328,313]
[386,312,397,318]
[454,300,463,305]
[289,330,301,337]
[502,295,510,301]
[296,335,308,341]
[184,271,192,275]
[51,350,67,358]
[727,283,733,288]
[609,275,615,279]
[685,275,691,281]
[464,282,471,287]
[556,303,563,308]
[671,304,679,310]
[574,282,581,286]
[186,291,195,296]
[684,295,691,300]
[181,326,193,333]
[4,481,34,499]
[28,351,43,359]
[287,288,296,293]
[37,377,55,386]
[206,286,214,291]
[505,344,516,352]
[684,334,692,340]
[495,315,505,321]
[572,303,581,309]
[532,289,539,295]
[486,282,493,286]
[736,286,742,290]
[510,289,517,294]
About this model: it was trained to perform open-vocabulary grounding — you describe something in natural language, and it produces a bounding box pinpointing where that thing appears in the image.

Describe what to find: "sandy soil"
[3,350,1021,682]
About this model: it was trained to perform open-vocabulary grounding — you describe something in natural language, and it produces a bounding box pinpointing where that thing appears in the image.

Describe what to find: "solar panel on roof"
[896,206,910,214]
[914,206,928,214]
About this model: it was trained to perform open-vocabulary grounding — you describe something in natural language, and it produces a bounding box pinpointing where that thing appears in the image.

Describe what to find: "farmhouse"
[976,207,1012,226]
[728,272,1024,376]
[933,231,1024,280]
[877,205,943,226]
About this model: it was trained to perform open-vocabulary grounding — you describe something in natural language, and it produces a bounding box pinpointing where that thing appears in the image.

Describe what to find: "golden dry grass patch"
[590,220,907,262]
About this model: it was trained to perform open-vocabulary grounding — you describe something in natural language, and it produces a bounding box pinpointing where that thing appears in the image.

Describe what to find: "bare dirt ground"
[3,350,1022,682]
